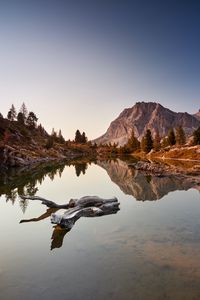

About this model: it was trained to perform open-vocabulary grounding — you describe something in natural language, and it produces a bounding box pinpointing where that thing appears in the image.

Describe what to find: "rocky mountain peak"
[93,102,200,146]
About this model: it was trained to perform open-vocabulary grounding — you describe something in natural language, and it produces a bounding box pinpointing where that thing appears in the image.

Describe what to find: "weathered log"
[19,195,120,233]
[51,201,120,229]
[19,195,118,209]
[68,196,118,208]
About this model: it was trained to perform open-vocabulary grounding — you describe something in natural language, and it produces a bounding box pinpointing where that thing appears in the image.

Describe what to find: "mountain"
[94,102,200,146]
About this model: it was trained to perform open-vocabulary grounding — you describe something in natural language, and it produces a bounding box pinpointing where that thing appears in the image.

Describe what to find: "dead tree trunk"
[20,195,120,230]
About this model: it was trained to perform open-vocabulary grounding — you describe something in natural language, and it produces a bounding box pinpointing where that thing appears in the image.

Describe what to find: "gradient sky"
[0,0,200,140]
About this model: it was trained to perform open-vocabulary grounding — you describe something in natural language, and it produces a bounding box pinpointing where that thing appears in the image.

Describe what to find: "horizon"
[2,100,200,141]
[0,0,200,140]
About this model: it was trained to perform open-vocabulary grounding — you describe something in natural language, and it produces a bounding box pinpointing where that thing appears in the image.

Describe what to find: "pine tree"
[81,132,87,144]
[38,124,46,136]
[176,126,186,145]
[167,128,176,146]
[17,112,25,125]
[45,136,54,149]
[19,199,28,214]
[26,111,38,128]
[58,129,65,144]
[20,102,28,122]
[7,104,16,121]
[126,129,140,152]
[141,129,153,153]
[75,129,82,143]
[193,126,200,145]
[153,131,161,151]
[51,128,56,137]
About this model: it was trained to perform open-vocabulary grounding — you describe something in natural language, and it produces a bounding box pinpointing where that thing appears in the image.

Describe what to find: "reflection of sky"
[0,1,200,140]
[0,163,200,299]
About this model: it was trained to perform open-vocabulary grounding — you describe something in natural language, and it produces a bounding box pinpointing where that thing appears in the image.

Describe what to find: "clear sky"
[0,0,200,140]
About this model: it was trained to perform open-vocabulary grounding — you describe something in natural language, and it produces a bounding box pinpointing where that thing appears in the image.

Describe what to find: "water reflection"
[0,158,200,251]
[74,162,88,176]
[0,159,94,205]
[20,195,120,250]
[1,157,200,206]
[1,158,200,299]
[0,162,65,204]
[51,225,69,250]
[98,159,200,201]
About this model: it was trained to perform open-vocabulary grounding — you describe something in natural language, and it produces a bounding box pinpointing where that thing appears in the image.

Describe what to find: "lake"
[0,158,200,300]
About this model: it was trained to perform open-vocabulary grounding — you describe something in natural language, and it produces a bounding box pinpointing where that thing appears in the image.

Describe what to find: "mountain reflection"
[1,157,200,251]
[98,159,200,201]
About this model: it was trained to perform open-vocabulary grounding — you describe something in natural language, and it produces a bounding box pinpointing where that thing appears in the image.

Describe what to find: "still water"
[0,159,200,300]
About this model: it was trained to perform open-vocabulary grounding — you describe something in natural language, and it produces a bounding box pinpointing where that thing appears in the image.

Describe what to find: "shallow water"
[0,159,200,300]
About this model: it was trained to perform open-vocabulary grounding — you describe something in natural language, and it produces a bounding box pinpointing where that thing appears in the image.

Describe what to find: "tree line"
[120,126,200,154]
[0,103,89,147]
[5,103,38,128]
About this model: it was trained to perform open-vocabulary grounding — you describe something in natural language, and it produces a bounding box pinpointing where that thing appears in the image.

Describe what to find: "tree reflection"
[75,162,87,177]
[19,198,28,214]
[0,159,93,205]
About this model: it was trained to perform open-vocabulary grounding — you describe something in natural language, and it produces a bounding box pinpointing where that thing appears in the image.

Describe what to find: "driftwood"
[51,201,120,230]
[19,195,120,231]
[20,195,70,209]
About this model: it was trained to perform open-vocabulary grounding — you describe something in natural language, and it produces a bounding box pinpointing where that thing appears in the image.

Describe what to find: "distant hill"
[93,102,200,146]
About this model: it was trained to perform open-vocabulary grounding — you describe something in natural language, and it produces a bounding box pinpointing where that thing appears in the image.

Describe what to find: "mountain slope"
[94,102,200,146]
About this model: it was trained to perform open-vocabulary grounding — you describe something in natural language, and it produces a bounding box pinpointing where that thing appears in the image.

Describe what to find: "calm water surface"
[0,159,200,300]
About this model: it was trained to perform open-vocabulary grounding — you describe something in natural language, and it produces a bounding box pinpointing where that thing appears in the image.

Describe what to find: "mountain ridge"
[93,102,200,146]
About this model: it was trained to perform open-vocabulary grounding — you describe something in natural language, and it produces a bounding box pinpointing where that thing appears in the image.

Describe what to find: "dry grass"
[150,145,200,161]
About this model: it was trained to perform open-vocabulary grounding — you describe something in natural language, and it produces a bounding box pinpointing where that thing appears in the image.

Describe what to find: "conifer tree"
[81,132,87,144]
[51,128,57,137]
[17,112,25,125]
[176,126,186,145]
[167,128,176,146]
[126,129,140,152]
[141,129,153,153]
[193,126,200,145]
[26,111,38,128]
[38,124,46,136]
[75,129,82,143]
[153,131,161,151]
[20,102,28,122]
[58,129,65,143]
[7,104,16,121]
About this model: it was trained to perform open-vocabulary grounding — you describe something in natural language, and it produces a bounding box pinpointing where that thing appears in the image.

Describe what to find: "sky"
[0,0,200,140]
